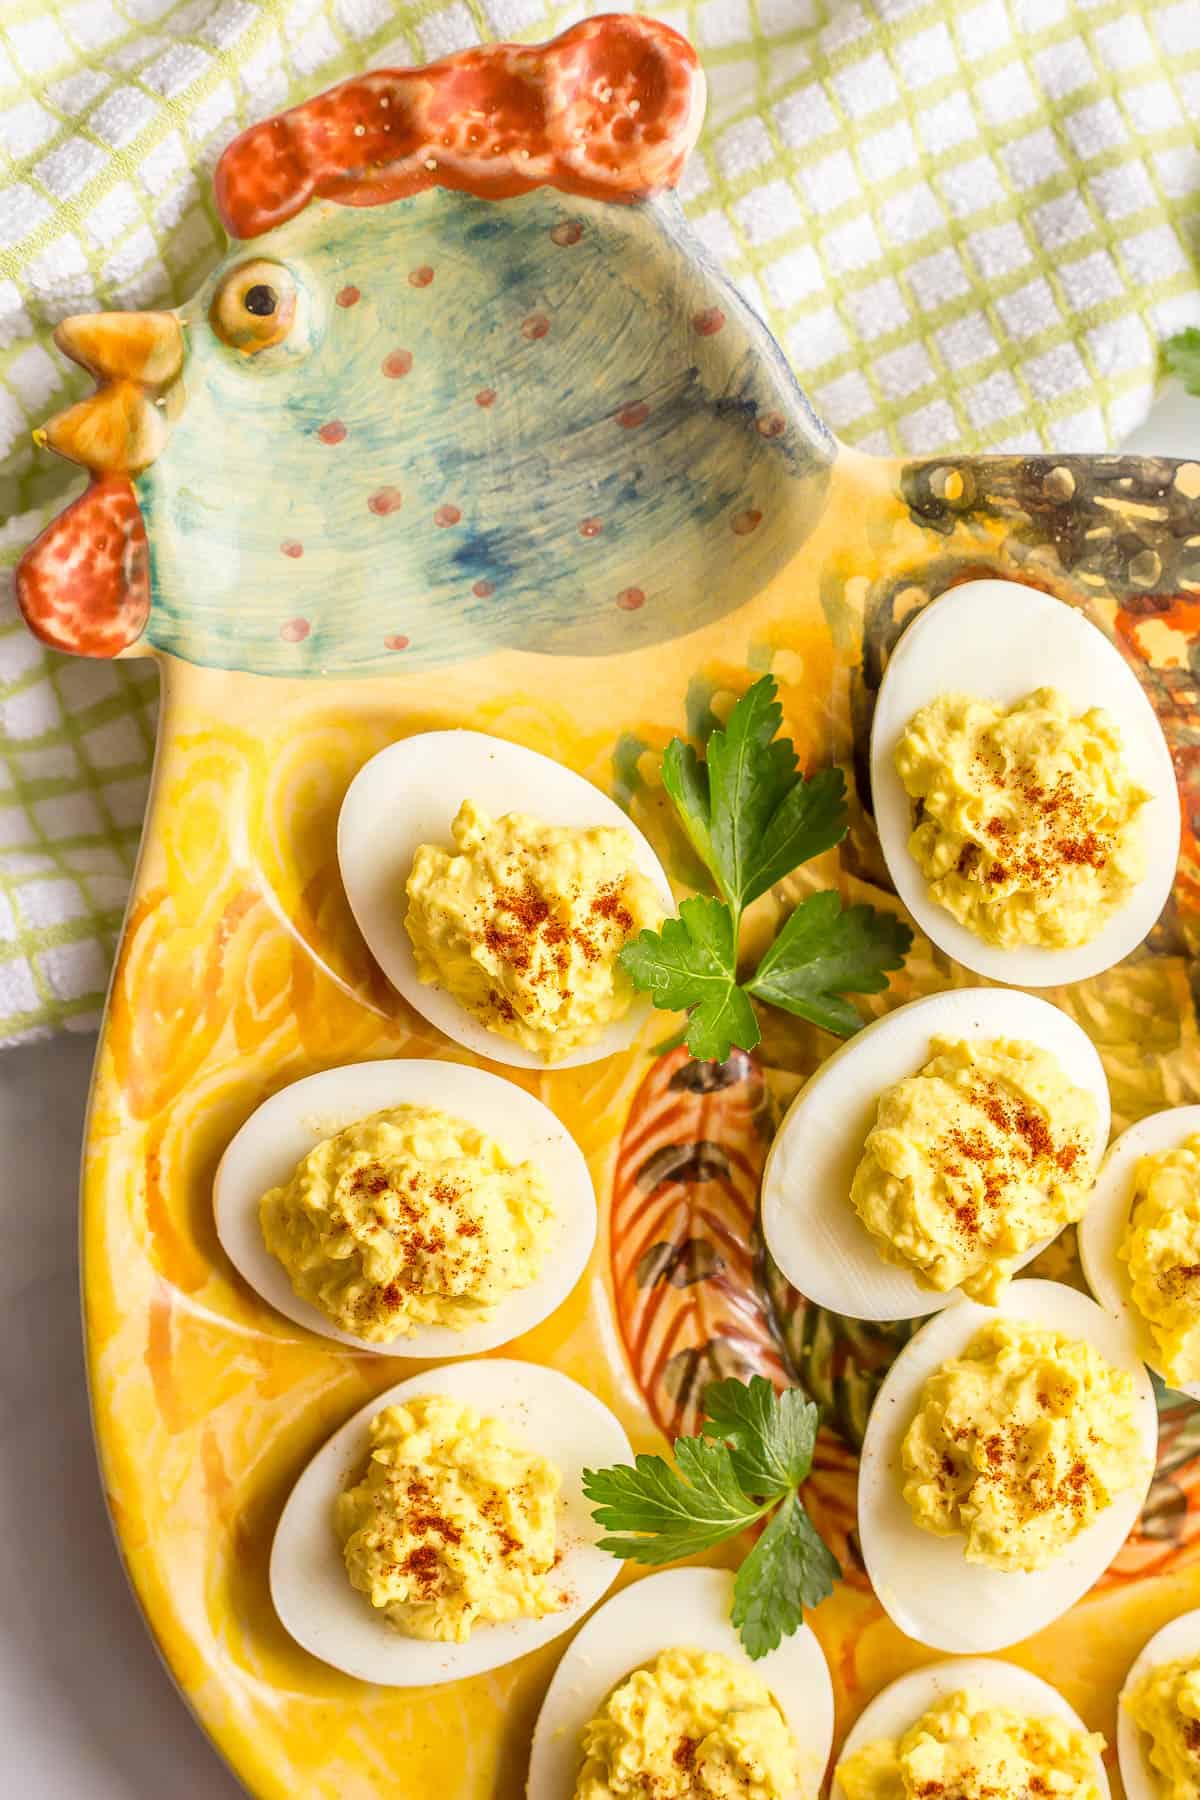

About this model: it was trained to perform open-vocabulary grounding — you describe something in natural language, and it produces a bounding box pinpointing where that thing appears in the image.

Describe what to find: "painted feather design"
[609,1037,1200,1586]
[609,1043,866,1576]
[610,1045,784,1441]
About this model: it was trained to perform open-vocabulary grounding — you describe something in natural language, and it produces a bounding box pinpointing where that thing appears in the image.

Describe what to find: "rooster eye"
[211,260,296,351]
[244,284,278,316]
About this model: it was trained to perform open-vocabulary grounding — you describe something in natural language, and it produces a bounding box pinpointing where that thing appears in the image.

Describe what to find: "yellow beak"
[36,310,184,476]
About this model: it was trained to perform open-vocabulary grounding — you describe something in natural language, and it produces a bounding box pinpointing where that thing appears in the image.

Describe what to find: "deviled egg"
[1119,1607,1200,1800]
[761,988,1109,1322]
[834,1659,1109,1800]
[1079,1105,1200,1400]
[857,1277,1157,1651]
[526,1567,834,1800]
[270,1358,630,1684]
[214,1058,595,1357]
[869,579,1178,987]
[338,730,674,1069]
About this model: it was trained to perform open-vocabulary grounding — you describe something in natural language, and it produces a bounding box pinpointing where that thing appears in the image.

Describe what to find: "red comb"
[214,14,704,239]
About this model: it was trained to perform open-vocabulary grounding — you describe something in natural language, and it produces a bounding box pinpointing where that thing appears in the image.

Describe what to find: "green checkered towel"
[1,0,1198,1044]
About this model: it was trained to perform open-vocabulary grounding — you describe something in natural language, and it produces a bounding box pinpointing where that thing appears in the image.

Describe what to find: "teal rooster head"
[17,14,832,677]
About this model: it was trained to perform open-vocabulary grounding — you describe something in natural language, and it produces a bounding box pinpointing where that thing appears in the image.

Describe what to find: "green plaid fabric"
[0,0,1197,1043]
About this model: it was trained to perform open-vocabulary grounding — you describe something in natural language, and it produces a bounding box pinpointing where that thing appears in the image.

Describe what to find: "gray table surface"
[2,384,1195,1797]
[0,1032,241,1797]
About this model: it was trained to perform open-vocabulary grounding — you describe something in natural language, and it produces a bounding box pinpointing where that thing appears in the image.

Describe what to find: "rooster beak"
[36,310,184,476]
[53,311,183,385]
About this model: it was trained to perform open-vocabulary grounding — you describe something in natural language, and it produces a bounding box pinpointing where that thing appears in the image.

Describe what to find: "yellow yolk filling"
[901,1318,1147,1572]
[836,1690,1105,1800]
[850,1036,1099,1303]
[259,1104,551,1342]
[405,799,664,1059]
[1121,1135,1200,1388]
[573,1647,799,1800]
[335,1394,563,1641]
[1125,1654,1200,1800]
[894,687,1148,950]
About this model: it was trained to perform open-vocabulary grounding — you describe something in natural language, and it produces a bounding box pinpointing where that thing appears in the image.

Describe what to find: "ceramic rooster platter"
[17,16,1200,1800]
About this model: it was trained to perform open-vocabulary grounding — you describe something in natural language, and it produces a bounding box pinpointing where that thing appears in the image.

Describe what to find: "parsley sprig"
[619,675,911,1060]
[583,1375,840,1659]
[1164,328,1200,395]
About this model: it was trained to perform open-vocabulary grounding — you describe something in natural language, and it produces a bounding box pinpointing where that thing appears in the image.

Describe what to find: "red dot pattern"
[281,195,782,657]
[34,24,783,667]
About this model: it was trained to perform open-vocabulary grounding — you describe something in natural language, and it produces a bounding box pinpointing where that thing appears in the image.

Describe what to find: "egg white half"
[760,988,1110,1323]
[1118,1607,1200,1800]
[832,1659,1110,1799]
[525,1567,835,1800]
[337,730,676,1070]
[869,579,1179,987]
[857,1277,1158,1652]
[214,1058,596,1357]
[1078,1104,1200,1401]
[270,1358,631,1685]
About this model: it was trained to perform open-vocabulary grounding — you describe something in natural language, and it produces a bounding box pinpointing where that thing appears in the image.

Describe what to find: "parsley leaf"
[701,677,802,912]
[619,896,760,1062]
[1164,328,1200,396]
[584,1376,840,1658]
[701,1375,819,1497]
[747,891,913,1036]
[662,677,848,918]
[746,765,847,911]
[731,1491,841,1660]
[583,1441,771,1564]
[660,739,716,892]
[622,675,911,1053]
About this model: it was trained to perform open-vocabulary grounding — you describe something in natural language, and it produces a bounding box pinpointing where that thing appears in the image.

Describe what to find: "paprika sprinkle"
[405,799,664,1059]
[336,1393,564,1641]
[259,1103,553,1341]
[895,687,1149,950]
[852,1036,1100,1303]
[901,1317,1148,1572]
